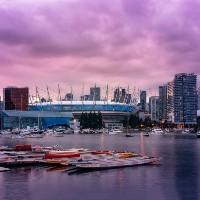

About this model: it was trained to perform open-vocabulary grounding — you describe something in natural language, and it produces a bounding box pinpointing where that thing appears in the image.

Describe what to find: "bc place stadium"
[2,85,140,130]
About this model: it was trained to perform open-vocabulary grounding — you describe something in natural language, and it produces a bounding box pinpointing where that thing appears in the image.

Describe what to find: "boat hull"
[43,153,80,159]
[75,157,162,170]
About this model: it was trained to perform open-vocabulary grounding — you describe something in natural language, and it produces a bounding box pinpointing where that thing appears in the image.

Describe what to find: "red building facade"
[3,87,29,111]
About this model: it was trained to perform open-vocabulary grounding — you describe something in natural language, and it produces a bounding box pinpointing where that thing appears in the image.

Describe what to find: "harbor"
[0,141,162,171]
[0,132,200,200]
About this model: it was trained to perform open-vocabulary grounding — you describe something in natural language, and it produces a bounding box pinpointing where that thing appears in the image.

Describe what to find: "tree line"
[79,112,103,129]
[80,113,200,130]
[124,114,152,129]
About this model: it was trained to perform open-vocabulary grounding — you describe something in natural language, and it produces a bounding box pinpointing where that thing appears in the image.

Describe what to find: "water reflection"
[2,168,32,200]
[0,133,200,200]
[174,137,199,200]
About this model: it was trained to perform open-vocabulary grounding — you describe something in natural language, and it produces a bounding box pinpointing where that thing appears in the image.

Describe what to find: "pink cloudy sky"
[0,0,200,99]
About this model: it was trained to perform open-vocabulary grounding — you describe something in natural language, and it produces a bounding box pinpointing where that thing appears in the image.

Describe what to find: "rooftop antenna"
[104,84,108,105]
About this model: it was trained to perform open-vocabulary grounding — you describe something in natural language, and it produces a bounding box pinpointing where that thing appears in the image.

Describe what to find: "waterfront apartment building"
[159,81,174,123]
[3,87,29,111]
[149,96,159,122]
[90,86,101,101]
[140,91,146,111]
[173,73,197,126]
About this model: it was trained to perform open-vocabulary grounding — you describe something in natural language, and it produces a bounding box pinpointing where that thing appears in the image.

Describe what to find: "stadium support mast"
[58,84,62,110]
[81,83,84,111]
[36,86,43,111]
[46,85,53,111]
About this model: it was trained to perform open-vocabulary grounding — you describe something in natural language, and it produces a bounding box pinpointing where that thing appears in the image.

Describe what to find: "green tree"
[88,112,93,129]
[97,111,103,129]
[129,114,141,128]
[80,112,89,129]
[143,117,152,128]
[92,112,98,129]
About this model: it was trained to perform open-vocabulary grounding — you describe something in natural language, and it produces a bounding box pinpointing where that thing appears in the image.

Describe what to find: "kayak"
[43,153,80,159]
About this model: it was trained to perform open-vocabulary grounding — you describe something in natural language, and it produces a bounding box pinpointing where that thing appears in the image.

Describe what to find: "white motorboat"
[55,128,65,133]
[1,130,12,135]
[108,129,122,134]
[12,129,21,134]
[151,128,164,134]
[74,129,80,134]
[31,127,44,134]
[52,132,64,137]
[20,129,32,136]
[64,128,74,134]
[196,131,200,138]
[45,129,54,136]
[181,129,190,134]
[30,134,44,138]
[11,134,25,139]
[0,167,10,172]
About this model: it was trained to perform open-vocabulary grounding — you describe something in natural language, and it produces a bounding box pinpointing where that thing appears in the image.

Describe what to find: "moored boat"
[0,167,10,172]
[116,152,134,159]
[43,152,80,159]
[30,134,44,138]
[64,128,74,134]
[48,150,79,154]
[126,133,134,137]
[74,156,162,170]
[196,131,200,138]
[143,132,150,137]
[109,129,122,134]
[151,128,164,134]
[91,150,112,155]
[11,134,25,139]
[52,133,64,137]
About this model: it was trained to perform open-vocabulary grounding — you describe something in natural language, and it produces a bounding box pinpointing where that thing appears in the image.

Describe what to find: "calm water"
[0,133,200,200]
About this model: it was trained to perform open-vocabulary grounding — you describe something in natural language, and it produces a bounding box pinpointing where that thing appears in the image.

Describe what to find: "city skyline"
[0,0,200,97]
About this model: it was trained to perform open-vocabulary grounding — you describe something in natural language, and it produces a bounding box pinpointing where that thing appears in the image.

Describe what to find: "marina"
[0,142,161,170]
[0,131,200,200]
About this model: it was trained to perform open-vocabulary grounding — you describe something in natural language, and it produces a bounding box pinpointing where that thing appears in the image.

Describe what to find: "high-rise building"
[90,86,100,101]
[149,96,159,122]
[3,87,29,111]
[173,73,197,126]
[159,85,167,121]
[114,87,126,103]
[198,87,200,110]
[0,96,3,111]
[65,93,73,101]
[140,91,146,111]
[80,95,92,101]
[159,81,174,122]
[126,94,132,104]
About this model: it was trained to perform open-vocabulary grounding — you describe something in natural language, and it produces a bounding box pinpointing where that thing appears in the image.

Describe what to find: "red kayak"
[91,151,112,155]
[43,152,80,159]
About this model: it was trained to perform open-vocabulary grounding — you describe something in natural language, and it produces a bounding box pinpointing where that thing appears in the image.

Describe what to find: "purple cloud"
[0,0,199,100]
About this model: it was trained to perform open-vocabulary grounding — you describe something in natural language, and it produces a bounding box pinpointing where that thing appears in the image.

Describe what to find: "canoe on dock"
[74,156,162,171]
